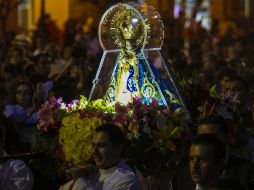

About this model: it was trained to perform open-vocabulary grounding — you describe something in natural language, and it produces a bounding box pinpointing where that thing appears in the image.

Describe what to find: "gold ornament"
[108,4,151,51]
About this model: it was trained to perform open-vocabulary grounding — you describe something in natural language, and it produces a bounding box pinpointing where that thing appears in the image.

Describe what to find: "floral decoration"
[59,112,104,166]
[110,97,190,175]
[112,97,185,153]
[32,95,190,177]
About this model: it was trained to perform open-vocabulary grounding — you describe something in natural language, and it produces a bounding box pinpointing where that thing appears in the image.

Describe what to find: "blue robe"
[104,52,181,111]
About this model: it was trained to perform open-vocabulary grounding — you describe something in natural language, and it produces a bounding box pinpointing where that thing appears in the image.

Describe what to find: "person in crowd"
[211,67,237,95]
[59,123,142,190]
[69,59,88,96]
[4,81,38,124]
[23,53,52,88]
[1,47,26,82]
[0,98,34,190]
[63,18,77,48]
[0,84,19,155]
[189,134,226,190]
[224,76,254,157]
[11,33,33,62]
[51,44,88,101]
[225,40,242,69]
[44,42,67,80]
[224,76,252,121]
[3,81,43,152]
[202,52,219,87]
[32,35,46,56]
[197,115,254,190]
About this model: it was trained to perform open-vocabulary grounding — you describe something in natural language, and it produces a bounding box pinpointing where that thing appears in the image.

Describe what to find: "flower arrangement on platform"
[31,96,113,179]
[37,96,114,132]
[33,95,113,156]
[32,95,190,178]
[112,98,184,153]
[111,97,190,176]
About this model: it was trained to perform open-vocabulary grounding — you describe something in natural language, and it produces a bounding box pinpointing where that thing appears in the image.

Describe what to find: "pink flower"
[115,103,127,114]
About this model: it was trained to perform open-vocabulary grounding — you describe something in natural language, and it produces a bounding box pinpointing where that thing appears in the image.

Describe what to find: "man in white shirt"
[59,123,142,190]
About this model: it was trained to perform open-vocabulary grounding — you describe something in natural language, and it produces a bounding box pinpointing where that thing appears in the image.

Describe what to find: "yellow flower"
[91,117,103,128]
[59,112,104,166]
[62,112,80,128]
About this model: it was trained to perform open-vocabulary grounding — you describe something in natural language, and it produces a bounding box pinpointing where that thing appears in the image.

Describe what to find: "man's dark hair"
[208,178,246,190]
[192,134,226,162]
[198,114,229,136]
[95,123,126,146]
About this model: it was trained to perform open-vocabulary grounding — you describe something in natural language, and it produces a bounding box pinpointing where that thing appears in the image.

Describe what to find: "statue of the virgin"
[89,2,187,113]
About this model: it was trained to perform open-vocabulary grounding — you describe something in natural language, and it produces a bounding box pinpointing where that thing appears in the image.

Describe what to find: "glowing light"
[131,17,139,26]
[131,17,138,23]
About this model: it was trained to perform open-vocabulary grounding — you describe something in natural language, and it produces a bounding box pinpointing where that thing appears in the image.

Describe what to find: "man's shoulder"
[112,160,136,180]
[105,160,142,189]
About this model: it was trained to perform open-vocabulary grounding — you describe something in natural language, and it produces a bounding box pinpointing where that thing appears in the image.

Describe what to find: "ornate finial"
[109,4,150,51]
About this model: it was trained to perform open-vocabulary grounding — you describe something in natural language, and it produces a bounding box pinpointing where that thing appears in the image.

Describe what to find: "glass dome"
[98,2,164,51]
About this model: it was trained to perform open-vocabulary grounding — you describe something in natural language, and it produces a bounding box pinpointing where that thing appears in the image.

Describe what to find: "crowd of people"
[0,3,254,190]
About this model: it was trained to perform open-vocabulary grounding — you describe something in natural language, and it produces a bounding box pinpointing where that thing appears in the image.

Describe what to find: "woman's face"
[16,84,32,108]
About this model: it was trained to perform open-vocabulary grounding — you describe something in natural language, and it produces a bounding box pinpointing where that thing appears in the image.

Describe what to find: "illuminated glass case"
[89,2,188,114]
